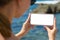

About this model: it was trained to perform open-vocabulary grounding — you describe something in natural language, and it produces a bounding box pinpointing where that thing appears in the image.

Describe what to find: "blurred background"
[11,0,60,40]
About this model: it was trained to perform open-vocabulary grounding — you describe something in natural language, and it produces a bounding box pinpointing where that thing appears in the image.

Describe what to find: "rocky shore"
[31,2,60,14]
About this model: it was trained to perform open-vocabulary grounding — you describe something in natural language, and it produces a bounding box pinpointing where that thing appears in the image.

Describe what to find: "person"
[0,0,57,40]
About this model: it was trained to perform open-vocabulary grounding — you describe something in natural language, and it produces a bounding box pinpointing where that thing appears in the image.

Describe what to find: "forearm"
[49,35,55,40]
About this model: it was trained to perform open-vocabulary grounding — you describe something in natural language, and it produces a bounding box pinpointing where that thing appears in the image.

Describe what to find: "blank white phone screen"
[30,14,54,26]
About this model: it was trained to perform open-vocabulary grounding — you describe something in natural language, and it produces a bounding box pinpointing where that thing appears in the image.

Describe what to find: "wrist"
[49,38,55,40]
[49,36,55,40]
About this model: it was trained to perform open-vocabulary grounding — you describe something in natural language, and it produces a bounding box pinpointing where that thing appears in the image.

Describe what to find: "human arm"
[15,14,33,39]
[44,18,57,40]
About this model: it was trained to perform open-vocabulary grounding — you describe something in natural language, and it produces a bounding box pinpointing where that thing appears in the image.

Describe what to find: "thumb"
[44,26,50,32]
[25,14,30,23]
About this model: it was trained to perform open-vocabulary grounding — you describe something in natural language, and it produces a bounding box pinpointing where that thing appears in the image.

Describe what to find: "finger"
[53,18,56,29]
[44,26,50,32]
[31,25,35,28]
[25,14,31,23]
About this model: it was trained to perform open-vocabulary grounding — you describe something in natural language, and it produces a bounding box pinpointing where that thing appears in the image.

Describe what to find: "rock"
[46,6,53,14]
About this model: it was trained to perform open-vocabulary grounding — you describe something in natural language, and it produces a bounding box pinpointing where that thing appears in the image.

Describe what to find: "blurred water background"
[11,1,60,40]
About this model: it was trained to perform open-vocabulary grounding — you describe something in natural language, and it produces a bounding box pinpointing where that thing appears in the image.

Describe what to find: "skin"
[0,34,4,40]
[0,0,57,40]
[44,18,57,40]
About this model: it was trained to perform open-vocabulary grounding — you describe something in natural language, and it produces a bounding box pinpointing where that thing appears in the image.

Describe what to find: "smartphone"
[30,13,54,26]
